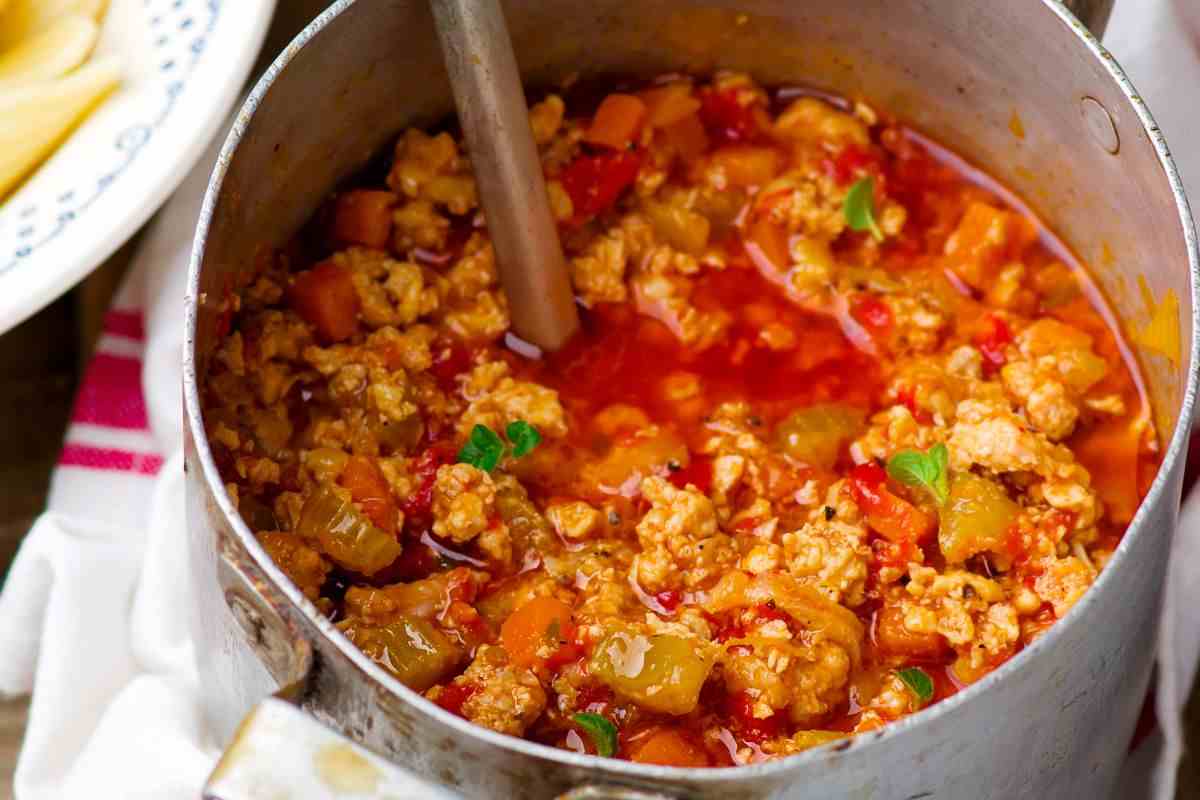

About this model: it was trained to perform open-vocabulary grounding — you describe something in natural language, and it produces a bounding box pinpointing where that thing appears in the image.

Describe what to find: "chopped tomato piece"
[753,602,791,628]
[870,537,922,586]
[630,727,710,767]
[654,590,682,613]
[714,603,790,642]
[575,682,615,714]
[435,682,478,716]
[401,446,453,523]
[340,456,399,535]
[853,295,893,331]
[288,261,360,343]
[500,596,578,669]
[331,189,395,249]
[559,150,642,224]
[873,604,948,658]
[584,93,647,150]
[429,341,472,390]
[893,386,932,424]
[975,314,1013,375]
[699,88,762,144]
[666,456,712,494]
[724,690,784,744]
[825,143,882,185]
[849,462,934,543]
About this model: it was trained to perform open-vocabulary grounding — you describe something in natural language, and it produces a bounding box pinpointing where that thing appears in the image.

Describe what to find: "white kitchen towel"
[1,2,1198,797]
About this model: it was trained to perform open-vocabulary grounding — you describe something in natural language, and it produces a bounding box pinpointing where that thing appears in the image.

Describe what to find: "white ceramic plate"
[0,0,277,334]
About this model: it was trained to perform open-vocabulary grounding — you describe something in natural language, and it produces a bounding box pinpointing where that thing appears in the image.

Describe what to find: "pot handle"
[1060,0,1115,37]
[556,788,677,800]
[202,696,679,800]
[203,694,453,799]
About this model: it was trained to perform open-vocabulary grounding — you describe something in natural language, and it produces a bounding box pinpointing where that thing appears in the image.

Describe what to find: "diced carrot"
[500,596,578,668]
[641,84,701,129]
[288,261,360,342]
[709,145,781,187]
[630,727,710,767]
[584,93,647,150]
[849,462,934,543]
[659,113,709,161]
[873,605,948,658]
[340,456,399,535]
[331,189,396,249]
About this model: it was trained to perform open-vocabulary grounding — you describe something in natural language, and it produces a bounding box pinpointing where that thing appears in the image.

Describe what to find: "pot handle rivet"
[224,587,311,686]
[1081,96,1120,155]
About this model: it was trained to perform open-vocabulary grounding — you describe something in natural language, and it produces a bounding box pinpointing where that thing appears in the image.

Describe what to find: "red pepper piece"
[725,690,784,743]
[436,683,478,716]
[975,314,1014,375]
[559,150,642,224]
[698,88,761,144]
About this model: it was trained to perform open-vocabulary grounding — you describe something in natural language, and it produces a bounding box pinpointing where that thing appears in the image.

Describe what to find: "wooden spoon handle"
[430,0,580,352]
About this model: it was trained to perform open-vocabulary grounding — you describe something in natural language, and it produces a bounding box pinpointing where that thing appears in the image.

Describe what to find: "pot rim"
[183,0,1200,781]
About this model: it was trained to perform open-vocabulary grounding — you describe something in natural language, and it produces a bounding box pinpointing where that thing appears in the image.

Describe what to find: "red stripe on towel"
[59,444,163,475]
[71,354,148,430]
[101,309,145,341]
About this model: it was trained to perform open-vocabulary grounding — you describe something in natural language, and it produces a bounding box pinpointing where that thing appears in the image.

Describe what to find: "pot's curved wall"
[185,0,1197,797]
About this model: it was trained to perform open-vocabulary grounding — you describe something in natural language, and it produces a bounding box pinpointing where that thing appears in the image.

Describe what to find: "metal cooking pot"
[183,1,1200,797]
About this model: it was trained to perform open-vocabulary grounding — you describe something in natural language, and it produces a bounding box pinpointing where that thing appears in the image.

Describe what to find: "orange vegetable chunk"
[340,456,399,535]
[641,84,701,129]
[630,727,710,767]
[659,113,709,161]
[331,189,395,248]
[944,201,1038,289]
[584,93,647,150]
[288,261,360,343]
[709,145,780,187]
[500,596,576,668]
[874,605,948,659]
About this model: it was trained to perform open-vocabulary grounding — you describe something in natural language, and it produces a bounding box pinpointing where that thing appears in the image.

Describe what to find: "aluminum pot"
[183,0,1200,797]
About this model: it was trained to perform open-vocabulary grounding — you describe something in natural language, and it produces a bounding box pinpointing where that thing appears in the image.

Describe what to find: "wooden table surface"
[1,5,1198,798]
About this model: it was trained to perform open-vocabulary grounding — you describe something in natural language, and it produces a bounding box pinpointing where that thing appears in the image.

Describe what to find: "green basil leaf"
[886,450,934,491]
[572,712,618,757]
[896,667,934,704]
[844,176,884,242]
[927,442,950,505]
[886,443,950,506]
[506,420,542,458]
[458,424,504,471]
